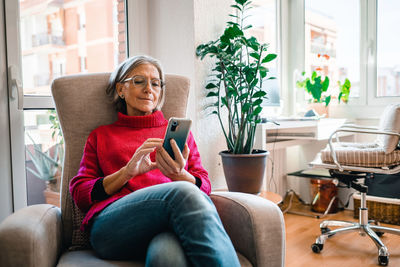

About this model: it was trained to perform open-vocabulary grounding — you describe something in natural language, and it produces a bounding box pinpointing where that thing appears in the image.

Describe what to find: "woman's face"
[117,63,162,116]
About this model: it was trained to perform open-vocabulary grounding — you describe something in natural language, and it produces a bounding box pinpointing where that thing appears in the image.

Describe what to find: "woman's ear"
[116,82,124,96]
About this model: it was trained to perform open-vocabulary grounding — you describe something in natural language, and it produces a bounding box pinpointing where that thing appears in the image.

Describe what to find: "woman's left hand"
[156,139,195,183]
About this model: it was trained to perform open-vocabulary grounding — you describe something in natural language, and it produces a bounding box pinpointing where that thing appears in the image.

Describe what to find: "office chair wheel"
[378,255,389,266]
[311,243,323,253]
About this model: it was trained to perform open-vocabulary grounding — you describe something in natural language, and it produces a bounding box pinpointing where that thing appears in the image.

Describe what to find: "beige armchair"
[0,73,285,267]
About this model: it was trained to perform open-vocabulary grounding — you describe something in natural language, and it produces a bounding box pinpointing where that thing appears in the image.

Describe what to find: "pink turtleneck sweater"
[70,111,211,231]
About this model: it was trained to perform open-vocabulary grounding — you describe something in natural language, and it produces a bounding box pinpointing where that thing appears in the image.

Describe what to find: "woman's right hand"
[122,138,163,181]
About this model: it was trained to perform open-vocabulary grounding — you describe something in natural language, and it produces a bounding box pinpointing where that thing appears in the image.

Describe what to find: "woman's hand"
[122,138,163,181]
[156,139,195,183]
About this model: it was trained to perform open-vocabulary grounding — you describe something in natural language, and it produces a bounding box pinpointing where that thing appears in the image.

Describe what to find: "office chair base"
[312,218,400,266]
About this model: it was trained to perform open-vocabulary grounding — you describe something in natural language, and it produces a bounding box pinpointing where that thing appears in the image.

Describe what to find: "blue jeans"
[90,182,240,267]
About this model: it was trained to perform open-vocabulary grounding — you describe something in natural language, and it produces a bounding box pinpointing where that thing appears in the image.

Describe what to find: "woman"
[70,55,240,267]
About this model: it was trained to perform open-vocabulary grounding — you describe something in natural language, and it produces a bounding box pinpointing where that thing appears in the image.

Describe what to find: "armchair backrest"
[51,73,190,248]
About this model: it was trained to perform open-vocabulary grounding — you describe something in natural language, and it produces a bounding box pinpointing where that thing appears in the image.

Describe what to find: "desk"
[254,118,354,197]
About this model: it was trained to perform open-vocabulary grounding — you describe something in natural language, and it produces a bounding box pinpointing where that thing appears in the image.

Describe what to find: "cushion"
[377,104,400,154]
[321,142,400,167]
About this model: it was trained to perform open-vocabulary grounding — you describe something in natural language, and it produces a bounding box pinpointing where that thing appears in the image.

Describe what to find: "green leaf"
[243,24,252,30]
[230,4,242,10]
[262,54,277,63]
[324,95,331,106]
[239,92,249,101]
[242,103,251,112]
[252,91,266,98]
[249,52,260,60]
[338,92,343,103]
[206,92,219,97]
[311,71,317,81]
[259,66,268,78]
[205,83,218,89]
[235,0,248,5]
[253,106,263,116]
[322,76,330,92]
[221,97,228,107]
[253,99,263,106]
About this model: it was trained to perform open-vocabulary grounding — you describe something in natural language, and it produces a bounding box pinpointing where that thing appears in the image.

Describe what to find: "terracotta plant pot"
[219,150,269,194]
[308,102,329,117]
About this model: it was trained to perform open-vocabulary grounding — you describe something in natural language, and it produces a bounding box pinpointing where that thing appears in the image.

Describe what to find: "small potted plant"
[337,78,351,104]
[26,134,62,207]
[296,54,352,116]
[25,111,64,207]
[296,54,331,116]
[196,0,277,193]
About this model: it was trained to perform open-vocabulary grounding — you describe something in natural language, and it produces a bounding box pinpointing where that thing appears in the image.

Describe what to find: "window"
[304,0,360,100]
[19,0,126,96]
[247,0,281,109]
[13,0,127,206]
[377,0,400,97]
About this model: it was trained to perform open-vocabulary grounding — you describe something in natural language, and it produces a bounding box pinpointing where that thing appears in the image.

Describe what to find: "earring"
[120,94,124,99]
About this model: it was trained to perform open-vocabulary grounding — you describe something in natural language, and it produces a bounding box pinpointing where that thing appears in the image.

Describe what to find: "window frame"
[285,0,399,119]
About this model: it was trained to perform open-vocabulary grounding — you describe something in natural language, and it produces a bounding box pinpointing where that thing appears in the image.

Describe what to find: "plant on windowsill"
[25,111,64,207]
[337,78,351,104]
[196,0,277,193]
[296,54,352,116]
[296,54,331,117]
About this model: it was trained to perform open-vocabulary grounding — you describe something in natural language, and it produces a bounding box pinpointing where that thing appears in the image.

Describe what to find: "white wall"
[0,0,14,221]
[129,0,232,189]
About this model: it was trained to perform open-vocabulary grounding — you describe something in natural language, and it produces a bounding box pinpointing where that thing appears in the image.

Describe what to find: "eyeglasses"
[122,75,164,91]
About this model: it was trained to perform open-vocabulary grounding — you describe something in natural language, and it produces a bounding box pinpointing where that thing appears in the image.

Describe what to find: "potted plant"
[196,0,277,193]
[26,134,62,207]
[337,78,351,104]
[296,54,331,116]
[25,111,64,207]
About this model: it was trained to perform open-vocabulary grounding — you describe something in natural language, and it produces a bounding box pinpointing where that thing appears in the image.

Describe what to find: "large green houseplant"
[196,0,277,193]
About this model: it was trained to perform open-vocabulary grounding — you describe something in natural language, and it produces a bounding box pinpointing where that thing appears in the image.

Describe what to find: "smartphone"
[163,118,192,160]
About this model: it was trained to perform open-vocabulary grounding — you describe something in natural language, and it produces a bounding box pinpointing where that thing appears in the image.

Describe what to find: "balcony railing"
[33,72,63,87]
[32,32,64,47]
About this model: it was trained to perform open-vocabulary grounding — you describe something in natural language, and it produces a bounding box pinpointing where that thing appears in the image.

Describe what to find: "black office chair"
[309,104,400,266]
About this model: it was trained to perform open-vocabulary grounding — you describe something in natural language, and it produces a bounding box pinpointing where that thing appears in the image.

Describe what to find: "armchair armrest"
[211,191,285,267]
[0,204,62,267]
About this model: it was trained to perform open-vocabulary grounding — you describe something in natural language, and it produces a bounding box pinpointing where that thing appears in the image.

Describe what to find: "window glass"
[247,0,280,107]
[19,0,127,206]
[19,0,127,96]
[25,110,62,206]
[304,0,360,100]
[377,0,400,97]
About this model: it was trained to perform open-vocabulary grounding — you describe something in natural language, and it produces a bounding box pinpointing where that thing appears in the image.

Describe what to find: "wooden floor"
[284,208,400,267]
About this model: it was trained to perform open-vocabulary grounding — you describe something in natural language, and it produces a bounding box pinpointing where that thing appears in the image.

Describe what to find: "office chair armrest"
[0,204,62,267]
[328,128,400,171]
[340,124,379,130]
[211,191,285,267]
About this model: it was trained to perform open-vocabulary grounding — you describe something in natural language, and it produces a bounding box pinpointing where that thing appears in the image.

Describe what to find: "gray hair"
[106,55,166,114]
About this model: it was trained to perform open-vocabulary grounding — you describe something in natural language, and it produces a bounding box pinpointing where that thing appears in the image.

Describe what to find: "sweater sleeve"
[186,132,211,195]
[70,130,105,212]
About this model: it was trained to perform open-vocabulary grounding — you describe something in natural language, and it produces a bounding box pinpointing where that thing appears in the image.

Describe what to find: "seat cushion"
[377,104,400,154]
[321,142,400,167]
[57,249,253,267]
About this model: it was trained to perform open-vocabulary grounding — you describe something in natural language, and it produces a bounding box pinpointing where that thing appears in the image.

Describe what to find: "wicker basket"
[353,193,400,225]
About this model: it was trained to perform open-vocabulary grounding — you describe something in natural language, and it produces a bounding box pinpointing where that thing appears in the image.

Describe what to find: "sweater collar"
[115,111,167,128]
